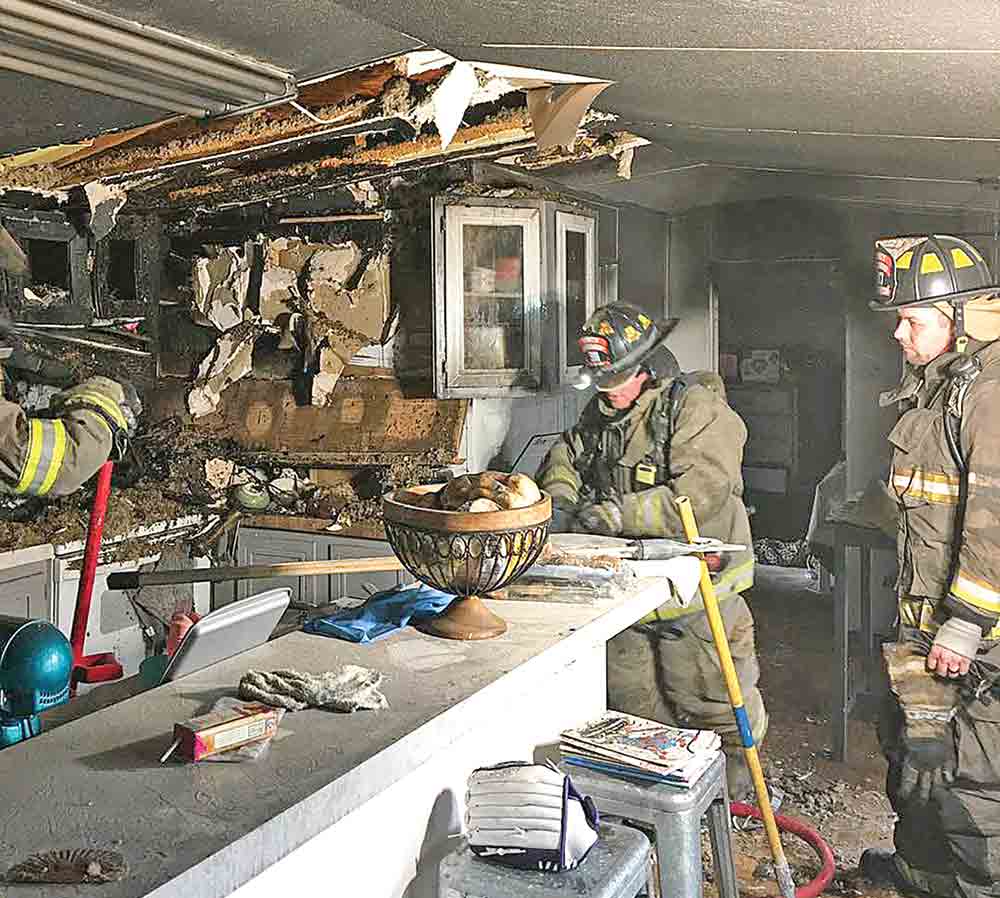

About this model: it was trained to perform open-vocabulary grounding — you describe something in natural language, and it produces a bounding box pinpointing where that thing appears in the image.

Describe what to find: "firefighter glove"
[575,499,624,536]
[549,506,576,534]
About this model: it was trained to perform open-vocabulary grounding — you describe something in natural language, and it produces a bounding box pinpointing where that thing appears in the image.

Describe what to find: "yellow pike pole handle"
[676,496,796,898]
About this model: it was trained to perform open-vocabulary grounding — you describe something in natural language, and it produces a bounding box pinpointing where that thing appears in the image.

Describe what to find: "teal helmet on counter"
[0,616,72,720]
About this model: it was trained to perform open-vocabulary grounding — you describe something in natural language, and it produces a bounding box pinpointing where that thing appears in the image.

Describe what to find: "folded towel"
[302,582,456,643]
[238,666,388,712]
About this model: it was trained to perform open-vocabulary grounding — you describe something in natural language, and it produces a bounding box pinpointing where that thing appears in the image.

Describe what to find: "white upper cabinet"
[432,196,597,398]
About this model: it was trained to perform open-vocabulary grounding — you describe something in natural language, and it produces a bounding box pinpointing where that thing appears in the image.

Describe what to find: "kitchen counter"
[1,575,676,898]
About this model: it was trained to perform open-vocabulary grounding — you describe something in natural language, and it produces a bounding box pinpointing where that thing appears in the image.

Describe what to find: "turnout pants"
[606,593,768,793]
[882,633,1000,897]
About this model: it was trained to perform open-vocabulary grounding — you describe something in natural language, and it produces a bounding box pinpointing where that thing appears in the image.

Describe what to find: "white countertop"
[1,576,672,898]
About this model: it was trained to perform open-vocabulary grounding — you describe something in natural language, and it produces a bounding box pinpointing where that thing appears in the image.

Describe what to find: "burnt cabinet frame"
[0,207,91,312]
[94,215,163,342]
[554,207,598,383]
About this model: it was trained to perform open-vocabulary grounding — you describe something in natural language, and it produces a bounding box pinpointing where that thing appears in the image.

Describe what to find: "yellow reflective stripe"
[894,467,960,485]
[36,420,67,496]
[65,391,127,429]
[714,557,755,597]
[638,557,754,623]
[13,419,45,494]
[892,467,961,504]
[900,593,1000,640]
[897,250,913,270]
[952,571,1000,614]
[636,490,666,533]
[542,471,579,492]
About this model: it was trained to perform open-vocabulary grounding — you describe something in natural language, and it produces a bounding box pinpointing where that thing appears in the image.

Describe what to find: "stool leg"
[654,812,703,898]
[707,796,739,898]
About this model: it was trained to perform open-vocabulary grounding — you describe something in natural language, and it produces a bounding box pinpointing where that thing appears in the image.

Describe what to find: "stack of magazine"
[560,711,721,787]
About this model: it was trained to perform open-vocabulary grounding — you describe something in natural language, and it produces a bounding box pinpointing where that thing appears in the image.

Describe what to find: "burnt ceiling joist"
[1,52,634,216]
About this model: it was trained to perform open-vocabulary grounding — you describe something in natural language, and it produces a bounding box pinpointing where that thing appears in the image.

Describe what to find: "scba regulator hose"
[730,802,837,898]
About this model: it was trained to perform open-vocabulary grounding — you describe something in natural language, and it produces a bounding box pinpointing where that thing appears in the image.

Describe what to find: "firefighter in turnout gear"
[862,235,1000,897]
[0,369,139,498]
[536,303,765,797]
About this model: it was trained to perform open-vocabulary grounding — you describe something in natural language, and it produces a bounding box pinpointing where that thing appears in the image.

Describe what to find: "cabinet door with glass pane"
[555,210,597,381]
[433,199,543,397]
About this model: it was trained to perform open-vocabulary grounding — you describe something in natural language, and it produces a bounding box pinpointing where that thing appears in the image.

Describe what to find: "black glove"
[549,506,576,533]
[893,716,957,804]
[575,499,624,536]
[117,379,143,437]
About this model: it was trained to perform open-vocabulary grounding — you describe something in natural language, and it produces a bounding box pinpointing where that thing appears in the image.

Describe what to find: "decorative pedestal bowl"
[382,485,552,640]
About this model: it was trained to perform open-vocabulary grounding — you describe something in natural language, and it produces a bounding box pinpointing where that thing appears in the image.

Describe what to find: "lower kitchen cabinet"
[0,546,52,621]
[228,529,406,610]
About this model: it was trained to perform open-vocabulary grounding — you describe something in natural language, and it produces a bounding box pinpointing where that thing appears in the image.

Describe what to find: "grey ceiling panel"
[542,153,997,215]
[441,44,1000,140]
[340,1,1000,190]
[80,0,424,78]
[631,125,1000,181]
[0,0,422,156]
[1,70,163,156]
[331,0,1000,52]
[531,142,994,215]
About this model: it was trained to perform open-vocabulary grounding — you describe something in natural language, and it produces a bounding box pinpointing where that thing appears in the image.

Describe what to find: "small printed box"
[173,702,281,762]
[739,350,781,384]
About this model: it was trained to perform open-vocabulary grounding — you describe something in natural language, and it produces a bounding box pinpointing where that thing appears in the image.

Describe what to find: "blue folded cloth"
[302,583,456,643]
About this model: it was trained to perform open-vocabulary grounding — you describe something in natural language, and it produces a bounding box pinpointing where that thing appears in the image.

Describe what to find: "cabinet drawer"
[325,537,406,603]
[237,529,325,607]
[0,561,49,621]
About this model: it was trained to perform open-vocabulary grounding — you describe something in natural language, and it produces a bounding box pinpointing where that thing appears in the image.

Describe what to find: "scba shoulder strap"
[649,374,695,484]
[943,355,982,474]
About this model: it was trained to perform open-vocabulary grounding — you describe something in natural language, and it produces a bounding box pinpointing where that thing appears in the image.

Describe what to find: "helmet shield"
[576,304,676,389]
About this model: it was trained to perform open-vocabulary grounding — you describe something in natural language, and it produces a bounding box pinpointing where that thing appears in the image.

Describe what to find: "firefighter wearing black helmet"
[861,235,1000,896]
[536,302,765,797]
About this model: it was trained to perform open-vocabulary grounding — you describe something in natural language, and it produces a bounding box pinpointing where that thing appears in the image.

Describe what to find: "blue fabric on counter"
[302,583,457,643]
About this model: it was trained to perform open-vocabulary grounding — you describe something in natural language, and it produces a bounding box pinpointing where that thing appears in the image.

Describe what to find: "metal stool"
[438,821,651,898]
[567,752,739,898]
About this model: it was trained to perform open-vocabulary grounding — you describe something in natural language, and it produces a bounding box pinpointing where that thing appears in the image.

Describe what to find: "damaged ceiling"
[327,0,1000,214]
[0,53,626,215]
[1,0,424,156]
[5,0,1000,215]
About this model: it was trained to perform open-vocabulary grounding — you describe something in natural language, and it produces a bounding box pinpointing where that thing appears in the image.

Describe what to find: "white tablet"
[161,588,291,684]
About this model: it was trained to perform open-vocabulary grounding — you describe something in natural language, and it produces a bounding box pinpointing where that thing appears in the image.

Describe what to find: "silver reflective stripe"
[15,419,67,496]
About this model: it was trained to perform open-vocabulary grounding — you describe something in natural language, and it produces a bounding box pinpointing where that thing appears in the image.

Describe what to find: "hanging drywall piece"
[192,246,251,332]
[83,181,127,241]
[614,145,636,180]
[259,265,299,322]
[304,243,363,301]
[433,61,480,150]
[187,321,261,418]
[526,82,613,151]
[311,344,348,406]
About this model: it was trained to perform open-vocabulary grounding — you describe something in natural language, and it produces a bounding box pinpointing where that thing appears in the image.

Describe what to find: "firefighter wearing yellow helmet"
[862,235,1000,896]
[536,302,765,798]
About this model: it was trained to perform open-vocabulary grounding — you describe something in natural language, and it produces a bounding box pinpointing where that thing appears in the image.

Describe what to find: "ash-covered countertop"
[1,578,670,898]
